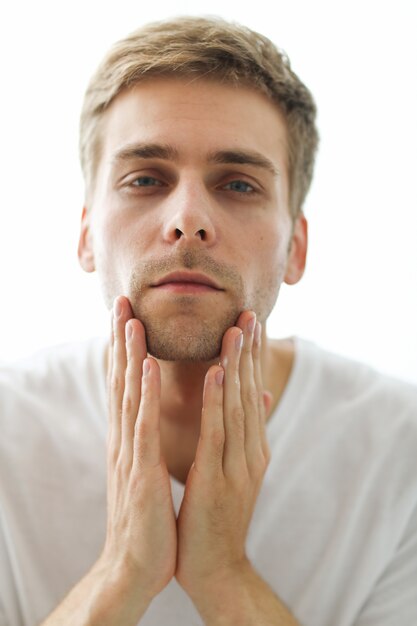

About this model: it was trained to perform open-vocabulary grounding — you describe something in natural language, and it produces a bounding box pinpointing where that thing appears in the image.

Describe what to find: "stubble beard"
[132,296,242,362]
[99,249,282,363]
[127,251,248,362]
[127,282,281,363]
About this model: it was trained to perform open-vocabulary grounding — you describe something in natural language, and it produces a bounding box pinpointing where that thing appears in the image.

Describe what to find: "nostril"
[174,228,206,240]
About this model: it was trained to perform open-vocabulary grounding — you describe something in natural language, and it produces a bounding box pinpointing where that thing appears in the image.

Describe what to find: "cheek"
[243,224,291,319]
[251,224,290,277]
[96,209,138,264]
[91,212,131,307]
[95,215,120,269]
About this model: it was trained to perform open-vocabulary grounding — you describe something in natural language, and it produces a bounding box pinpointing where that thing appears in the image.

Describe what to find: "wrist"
[185,559,252,623]
[96,548,160,599]
[185,559,300,626]
[87,556,154,625]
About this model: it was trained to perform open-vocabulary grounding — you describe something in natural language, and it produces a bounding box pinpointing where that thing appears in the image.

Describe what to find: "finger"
[253,322,269,459]
[109,296,134,458]
[194,365,225,479]
[120,318,148,469]
[238,314,264,472]
[222,326,246,477]
[106,309,114,440]
[133,357,162,470]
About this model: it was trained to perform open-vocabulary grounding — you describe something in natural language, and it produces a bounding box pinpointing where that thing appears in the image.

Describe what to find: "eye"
[131,176,163,187]
[223,180,255,194]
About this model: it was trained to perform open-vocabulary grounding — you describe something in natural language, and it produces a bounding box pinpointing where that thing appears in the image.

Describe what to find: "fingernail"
[235,332,243,351]
[247,315,256,334]
[125,322,133,342]
[215,369,224,385]
[114,298,122,319]
[143,358,150,376]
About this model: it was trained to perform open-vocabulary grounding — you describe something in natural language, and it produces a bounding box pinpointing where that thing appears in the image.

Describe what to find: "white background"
[0,0,416,383]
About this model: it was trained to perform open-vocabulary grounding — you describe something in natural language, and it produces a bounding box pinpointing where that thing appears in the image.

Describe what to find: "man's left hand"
[175,311,272,598]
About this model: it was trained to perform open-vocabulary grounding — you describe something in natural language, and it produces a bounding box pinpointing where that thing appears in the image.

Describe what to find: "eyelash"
[131,176,163,188]
[223,180,255,194]
[130,176,257,195]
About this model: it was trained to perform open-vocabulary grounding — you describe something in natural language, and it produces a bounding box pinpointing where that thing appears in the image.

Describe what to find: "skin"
[76,77,307,619]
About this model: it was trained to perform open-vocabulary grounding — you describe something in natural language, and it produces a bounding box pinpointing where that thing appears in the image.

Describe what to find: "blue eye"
[224,180,255,193]
[132,176,162,187]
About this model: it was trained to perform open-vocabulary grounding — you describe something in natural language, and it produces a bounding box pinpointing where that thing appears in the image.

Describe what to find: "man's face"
[79,77,307,362]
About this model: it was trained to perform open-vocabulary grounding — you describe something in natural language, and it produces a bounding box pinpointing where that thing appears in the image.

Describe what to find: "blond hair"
[80,16,319,218]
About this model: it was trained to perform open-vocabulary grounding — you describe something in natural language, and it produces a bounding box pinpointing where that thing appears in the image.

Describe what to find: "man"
[0,16,416,626]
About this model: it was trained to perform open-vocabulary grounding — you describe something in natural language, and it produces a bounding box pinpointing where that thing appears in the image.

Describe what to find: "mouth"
[151,271,223,294]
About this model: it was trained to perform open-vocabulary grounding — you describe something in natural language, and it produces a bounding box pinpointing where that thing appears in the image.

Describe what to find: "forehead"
[99,77,289,173]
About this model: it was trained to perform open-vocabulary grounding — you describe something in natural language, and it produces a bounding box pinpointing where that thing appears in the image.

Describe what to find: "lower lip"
[153,282,220,294]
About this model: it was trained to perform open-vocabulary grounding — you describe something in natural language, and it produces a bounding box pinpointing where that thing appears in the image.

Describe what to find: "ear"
[284,213,308,285]
[77,206,96,273]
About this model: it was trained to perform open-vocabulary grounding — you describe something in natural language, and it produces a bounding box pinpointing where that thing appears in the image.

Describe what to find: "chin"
[128,286,247,361]
[145,326,223,362]
[139,307,241,362]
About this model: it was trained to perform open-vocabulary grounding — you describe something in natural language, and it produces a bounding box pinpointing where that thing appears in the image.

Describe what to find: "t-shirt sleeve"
[354,503,417,625]
[0,504,21,626]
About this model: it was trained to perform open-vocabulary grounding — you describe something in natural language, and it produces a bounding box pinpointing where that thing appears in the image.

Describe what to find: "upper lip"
[152,271,223,290]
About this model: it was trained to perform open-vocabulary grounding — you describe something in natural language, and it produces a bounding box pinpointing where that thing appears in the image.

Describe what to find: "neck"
[104,327,295,483]
[155,327,296,484]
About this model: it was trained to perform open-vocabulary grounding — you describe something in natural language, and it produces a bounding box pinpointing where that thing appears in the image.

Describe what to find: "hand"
[99,296,177,600]
[175,311,271,597]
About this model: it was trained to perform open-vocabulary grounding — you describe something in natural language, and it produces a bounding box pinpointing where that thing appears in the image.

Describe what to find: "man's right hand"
[40,295,176,626]
[99,295,177,597]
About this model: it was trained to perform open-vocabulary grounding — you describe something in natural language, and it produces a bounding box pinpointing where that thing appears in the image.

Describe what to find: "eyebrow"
[113,143,179,163]
[207,149,280,177]
[112,142,280,177]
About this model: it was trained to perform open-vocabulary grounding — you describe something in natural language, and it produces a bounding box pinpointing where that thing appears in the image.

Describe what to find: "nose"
[161,179,217,246]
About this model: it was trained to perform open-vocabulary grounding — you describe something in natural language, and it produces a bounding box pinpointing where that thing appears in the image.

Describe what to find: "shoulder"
[268,338,417,518]
[291,336,417,414]
[0,336,108,441]
[270,336,417,464]
[0,336,107,391]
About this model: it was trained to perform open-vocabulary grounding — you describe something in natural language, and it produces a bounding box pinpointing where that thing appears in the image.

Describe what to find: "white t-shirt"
[0,336,416,626]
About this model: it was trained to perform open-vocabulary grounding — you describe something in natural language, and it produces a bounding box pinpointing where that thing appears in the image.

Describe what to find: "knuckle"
[122,394,133,415]
[209,428,225,448]
[230,406,245,437]
[110,373,123,393]
[213,393,223,409]
[125,352,137,371]
[115,451,131,476]
[206,429,225,459]
[114,457,126,479]
[134,421,151,453]
[135,416,150,439]
[231,405,245,423]
[107,445,120,467]
[242,388,258,408]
